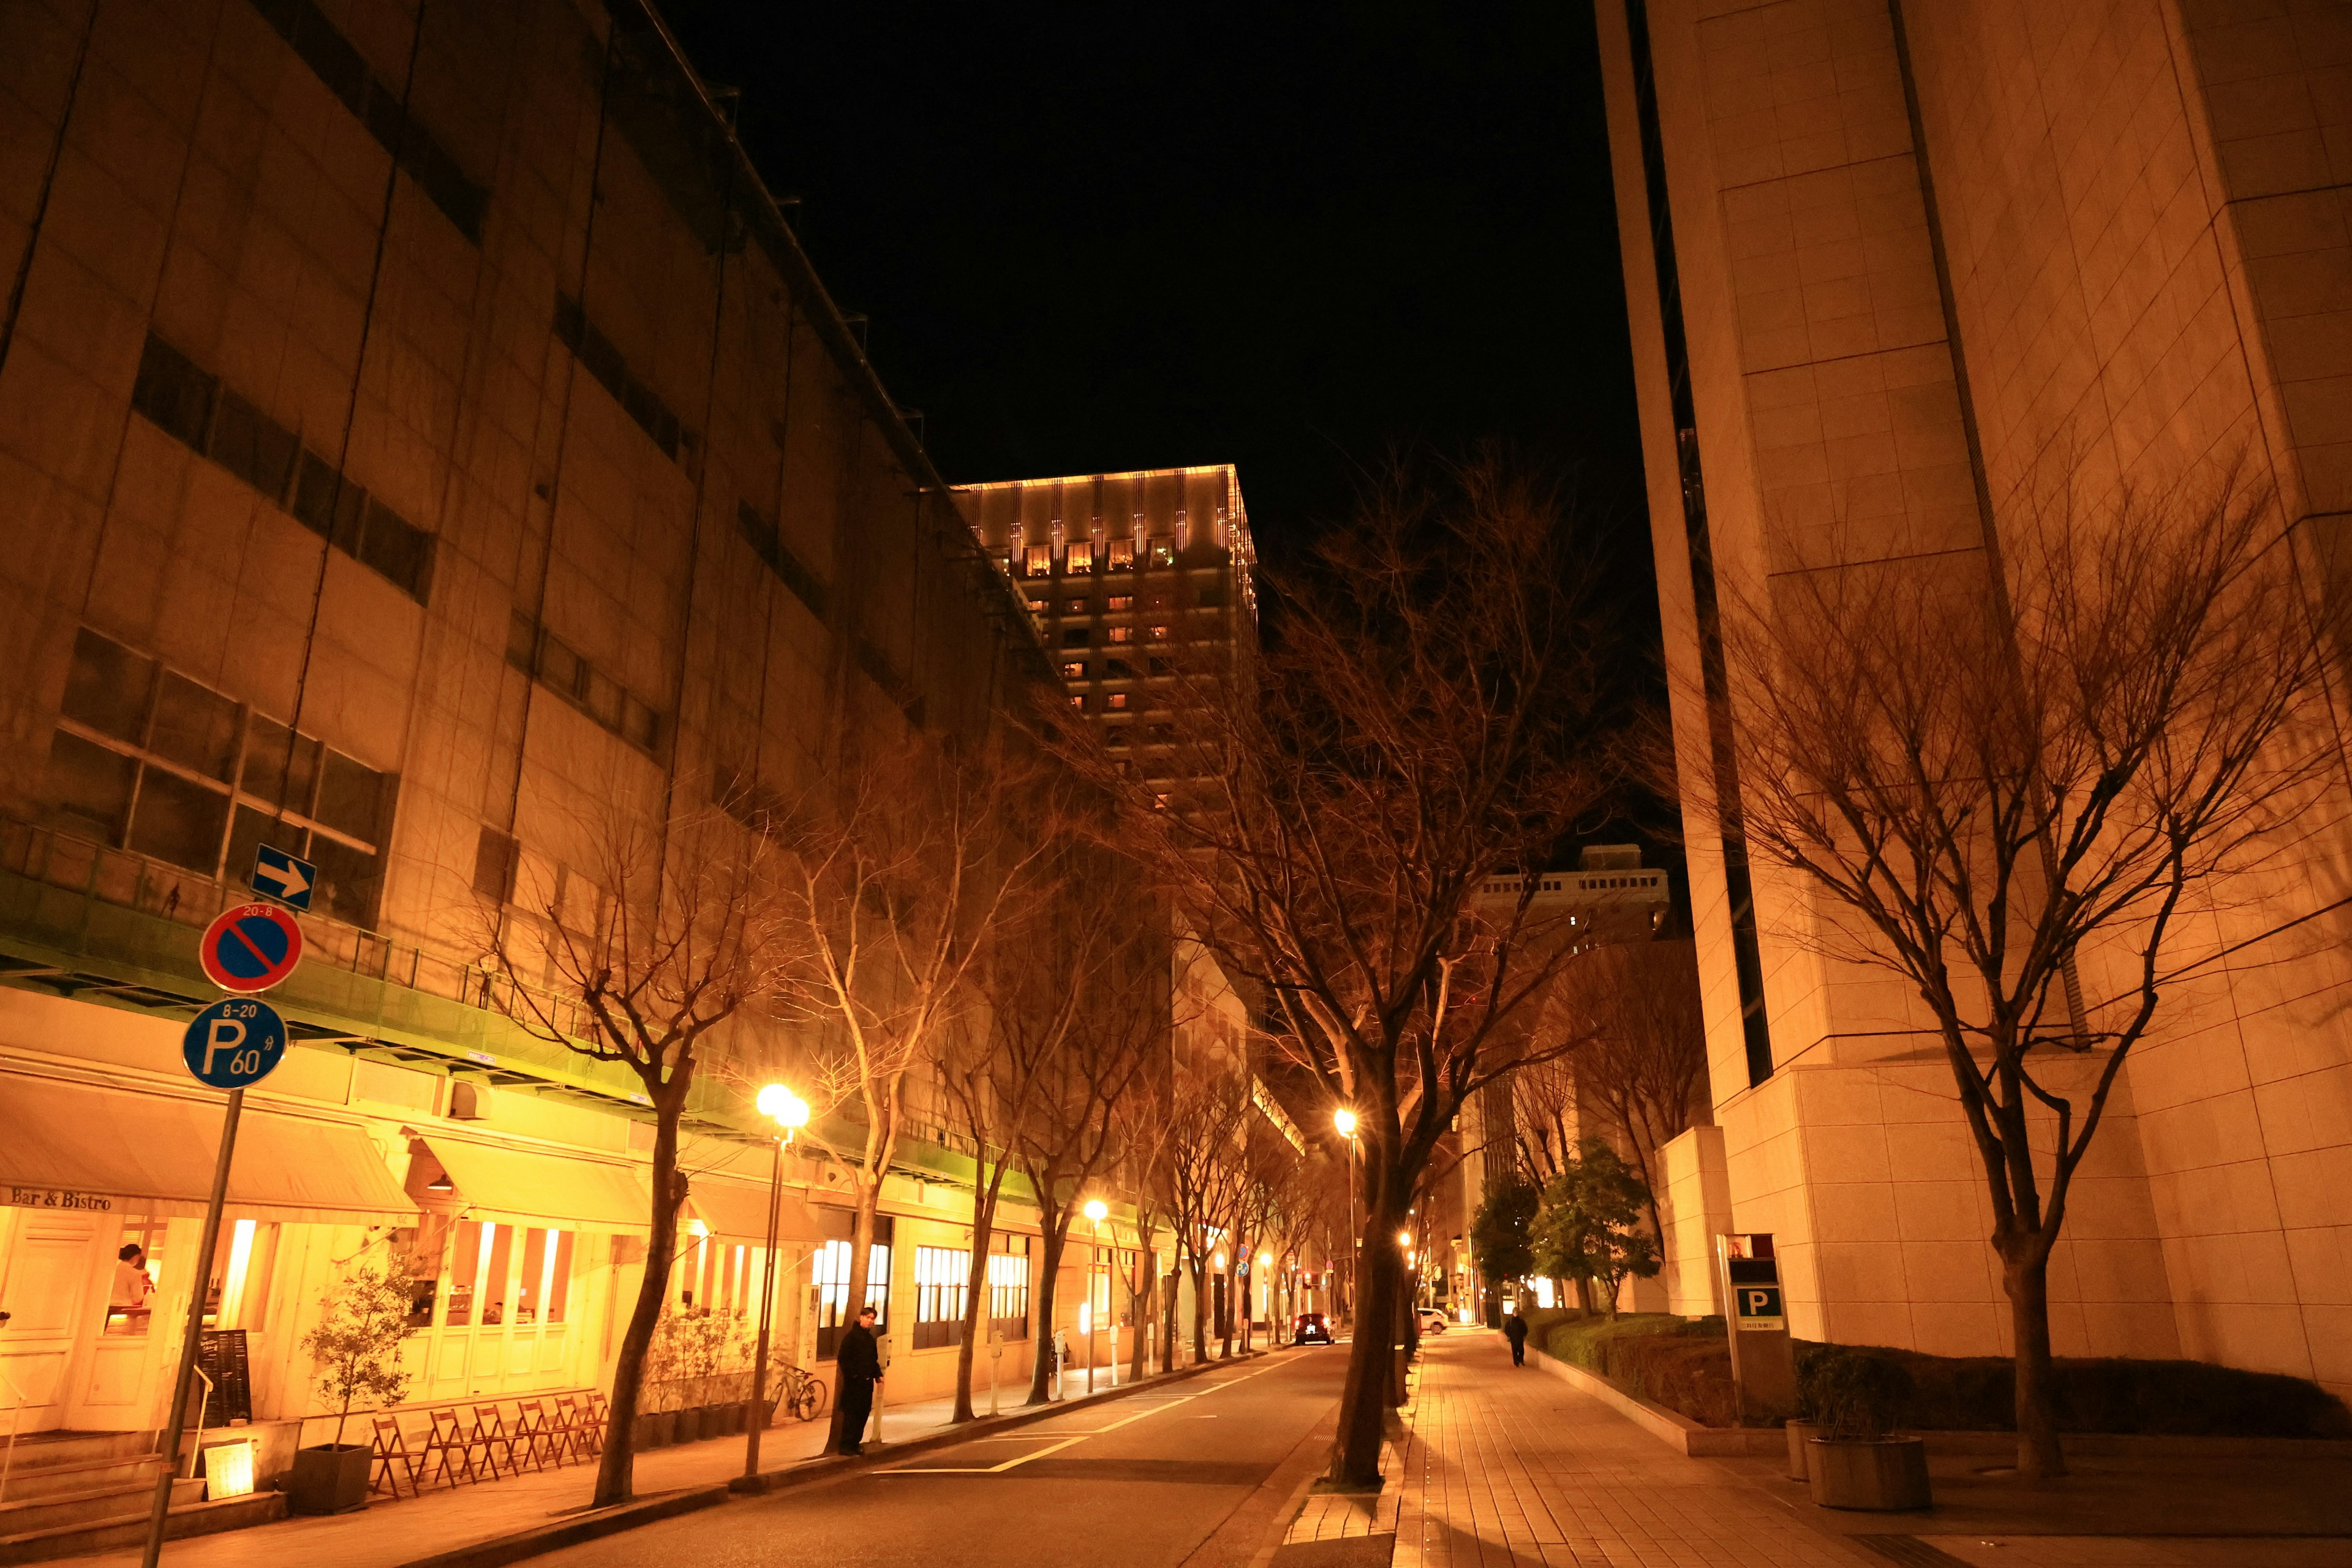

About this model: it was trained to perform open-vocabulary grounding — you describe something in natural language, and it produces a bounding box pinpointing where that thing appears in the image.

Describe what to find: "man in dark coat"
[835,1305,883,1453]
[1503,1310,1530,1367]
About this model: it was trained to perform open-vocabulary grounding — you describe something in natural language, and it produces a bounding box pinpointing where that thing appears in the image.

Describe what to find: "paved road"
[538,1348,1349,1568]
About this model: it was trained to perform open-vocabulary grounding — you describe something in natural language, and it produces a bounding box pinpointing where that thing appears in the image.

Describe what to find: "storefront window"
[987,1240,1031,1342]
[912,1246,967,1349]
[391,1216,450,1327]
[203,1219,278,1330]
[813,1237,891,1359]
[104,1217,169,1335]
[516,1228,573,1325]
[446,1221,513,1327]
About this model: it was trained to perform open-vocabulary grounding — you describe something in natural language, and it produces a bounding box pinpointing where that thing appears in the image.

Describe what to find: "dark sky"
[662,2,1645,543]
[663,0,1679,864]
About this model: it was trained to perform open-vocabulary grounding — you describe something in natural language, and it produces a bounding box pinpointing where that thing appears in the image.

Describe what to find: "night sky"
[663,0,1679,867]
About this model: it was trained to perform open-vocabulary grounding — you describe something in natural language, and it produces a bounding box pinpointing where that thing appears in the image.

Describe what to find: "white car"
[1416,1307,1450,1334]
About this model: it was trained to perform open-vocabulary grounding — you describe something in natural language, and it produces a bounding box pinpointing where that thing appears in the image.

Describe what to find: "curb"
[393,1350,1271,1568]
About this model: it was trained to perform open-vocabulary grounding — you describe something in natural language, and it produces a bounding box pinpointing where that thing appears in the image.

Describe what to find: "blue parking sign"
[182,998,287,1090]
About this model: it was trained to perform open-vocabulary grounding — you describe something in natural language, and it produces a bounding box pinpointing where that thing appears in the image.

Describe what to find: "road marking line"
[883,1387,1218,1474]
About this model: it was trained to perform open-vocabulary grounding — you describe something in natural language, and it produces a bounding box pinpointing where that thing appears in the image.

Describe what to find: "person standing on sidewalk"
[1503,1310,1529,1367]
[836,1306,883,1453]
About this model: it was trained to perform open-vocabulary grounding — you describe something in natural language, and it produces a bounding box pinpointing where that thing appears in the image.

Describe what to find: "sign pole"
[140,1087,243,1568]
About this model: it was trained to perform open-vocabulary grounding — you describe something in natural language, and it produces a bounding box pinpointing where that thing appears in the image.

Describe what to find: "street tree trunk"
[2003,1248,2065,1479]
[1159,1258,1180,1371]
[952,1164,1008,1422]
[1330,1197,1401,1487]
[1127,1245,1154,1382]
[595,1088,687,1506]
[1025,1220,1070,1403]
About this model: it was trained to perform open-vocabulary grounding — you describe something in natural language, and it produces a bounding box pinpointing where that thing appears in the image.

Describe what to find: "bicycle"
[767,1358,829,1423]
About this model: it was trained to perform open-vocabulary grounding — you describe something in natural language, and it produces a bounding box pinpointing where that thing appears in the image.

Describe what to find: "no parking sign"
[197,904,303,993]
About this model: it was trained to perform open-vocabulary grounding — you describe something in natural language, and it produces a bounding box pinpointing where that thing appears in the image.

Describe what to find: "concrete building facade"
[1596,0,2352,1398]
[0,0,1169,1501]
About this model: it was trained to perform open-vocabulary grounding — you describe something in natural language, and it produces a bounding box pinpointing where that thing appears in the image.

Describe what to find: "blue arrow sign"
[250,845,315,911]
[181,998,287,1090]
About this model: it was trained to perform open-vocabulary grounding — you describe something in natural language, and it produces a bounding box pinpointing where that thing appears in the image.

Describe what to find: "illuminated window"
[1148,625,1172,641]
[1060,662,1086,680]
[1026,597,1047,613]
[813,1234,892,1359]
[1106,625,1133,644]
[913,1246,968,1349]
[1108,539,1134,570]
[1106,595,1133,611]
[1065,542,1093,573]
[1065,598,1087,613]
[1106,693,1128,710]
[517,1227,575,1324]
[987,1242,1031,1340]
[1068,694,1084,709]
[1025,547,1052,577]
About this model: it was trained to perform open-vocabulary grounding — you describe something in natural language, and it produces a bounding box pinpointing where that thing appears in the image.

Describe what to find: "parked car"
[1293,1312,1335,1344]
[1416,1307,1450,1335]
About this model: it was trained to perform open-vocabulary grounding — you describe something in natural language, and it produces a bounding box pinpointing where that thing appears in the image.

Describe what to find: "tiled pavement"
[1382,1332,1879,1568]
[1335,1332,2352,1568]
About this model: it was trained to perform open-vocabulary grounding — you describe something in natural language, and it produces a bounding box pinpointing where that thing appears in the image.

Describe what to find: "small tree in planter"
[293,1255,416,1513]
[1804,1352,1929,1510]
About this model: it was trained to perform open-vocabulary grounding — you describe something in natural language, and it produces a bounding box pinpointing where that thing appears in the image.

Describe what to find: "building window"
[1107,539,1134,570]
[1148,624,1172,641]
[517,1228,575,1324]
[132,334,434,603]
[988,1242,1031,1340]
[813,1235,891,1359]
[1106,693,1128,710]
[1065,542,1094,573]
[1060,662,1086,680]
[1068,693,1084,709]
[913,1246,968,1350]
[47,627,393,925]
[1027,597,1047,612]
[1064,598,1087,614]
[736,501,830,622]
[1149,657,1174,677]
[1106,625,1133,644]
[554,296,690,461]
[1106,595,1133,611]
[1104,658,1136,680]
[1025,547,1052,577]
[1061,628,1091,648]
[1106,728,1128,750]
[507,611,665,757]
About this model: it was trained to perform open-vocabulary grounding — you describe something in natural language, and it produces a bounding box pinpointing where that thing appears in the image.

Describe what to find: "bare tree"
[777,727,1049,1440]
[1055,456,1621,1482]
[1158,1058,1251,1365]
[1110,1078,1176,1381]
[1700,461,2342,1477]
[1015,848,1164,1403]
[1542,940,1711,1237]
[477,796,787,1506]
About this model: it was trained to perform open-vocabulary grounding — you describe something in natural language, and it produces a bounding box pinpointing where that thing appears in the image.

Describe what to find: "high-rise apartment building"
[1597,0,2351,1397]
[962,465,1258,802]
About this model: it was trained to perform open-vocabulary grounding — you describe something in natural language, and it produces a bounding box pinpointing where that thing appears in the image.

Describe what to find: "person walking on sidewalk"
[1503,1310,1529,1367]
[836,1305,883,1453]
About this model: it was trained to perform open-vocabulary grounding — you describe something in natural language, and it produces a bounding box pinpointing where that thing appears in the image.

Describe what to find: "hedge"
[1529,1312,2351,1438]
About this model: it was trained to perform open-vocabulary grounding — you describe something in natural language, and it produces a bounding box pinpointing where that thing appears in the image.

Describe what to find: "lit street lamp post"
[739,1084,808,1484]
[1333,1107,1358,1325]
[1083,1199,1107,1395]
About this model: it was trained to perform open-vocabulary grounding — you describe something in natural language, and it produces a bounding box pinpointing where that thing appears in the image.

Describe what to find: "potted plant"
[292,1255,417,1514]
[1806,1353,1931,1510]
[635,1314,685,1449]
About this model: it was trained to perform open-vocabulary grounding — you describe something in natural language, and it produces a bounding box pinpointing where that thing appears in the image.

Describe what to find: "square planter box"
[1806,1436,1932,1510]
[288,1443,372,1515]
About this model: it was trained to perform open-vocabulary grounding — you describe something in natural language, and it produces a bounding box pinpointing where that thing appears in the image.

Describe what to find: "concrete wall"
[1595,0,2352,1396]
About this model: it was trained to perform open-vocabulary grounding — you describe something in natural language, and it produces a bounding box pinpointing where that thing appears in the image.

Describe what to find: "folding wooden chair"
[369,1414,424,1499]
[578,1391,609,1457]
[468,1403,521,1480]
[551,1395,592,1464]
[418,1406,480,1488]
[510,1398,556,1472]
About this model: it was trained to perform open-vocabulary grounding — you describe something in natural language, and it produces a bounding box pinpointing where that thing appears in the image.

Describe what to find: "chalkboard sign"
[195,1330,253,1425]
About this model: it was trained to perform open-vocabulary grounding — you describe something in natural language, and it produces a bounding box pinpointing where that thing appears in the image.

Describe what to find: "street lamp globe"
[1083,1199,1109,1223]
[1257,1252,1272,1268]
[756,1084,809,1130]
[1396,1229,1412,1248]
[1332,1107,1357,1137]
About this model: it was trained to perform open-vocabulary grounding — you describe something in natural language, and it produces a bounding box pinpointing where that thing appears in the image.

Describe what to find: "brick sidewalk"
[89,1370,1144,1568]
[1324,1331,2351,1568]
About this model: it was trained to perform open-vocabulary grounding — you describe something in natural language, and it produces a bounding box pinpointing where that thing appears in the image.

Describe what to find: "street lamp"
[1083,1198,1109,1395]
[742,1084,808,1483]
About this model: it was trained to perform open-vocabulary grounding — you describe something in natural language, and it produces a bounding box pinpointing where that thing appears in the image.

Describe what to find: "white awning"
[409,1134,650,1235]
[0,1072,416,1226]
[685,1178,824,1246]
